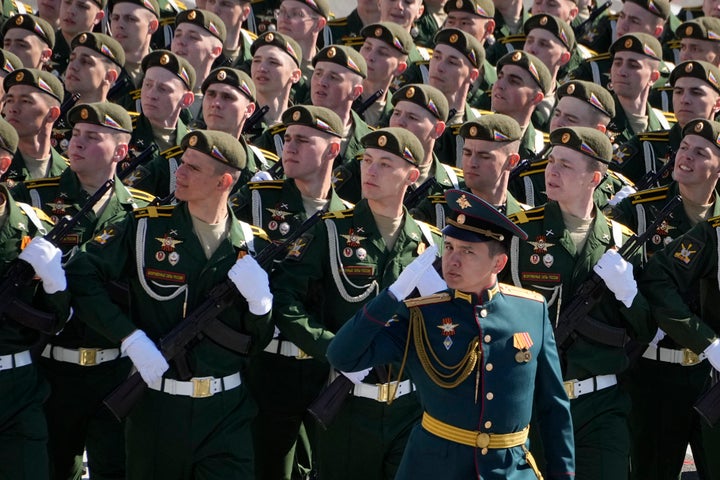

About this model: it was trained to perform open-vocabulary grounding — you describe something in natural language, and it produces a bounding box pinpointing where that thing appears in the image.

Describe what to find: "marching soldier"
[1,14,55,70]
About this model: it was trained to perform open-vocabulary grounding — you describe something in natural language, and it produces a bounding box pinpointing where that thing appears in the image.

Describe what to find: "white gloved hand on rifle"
[227,255,273,315]
[593,250,637,308]
[18,237,66,294]
[607,185,637,207]
[121,330,169,386]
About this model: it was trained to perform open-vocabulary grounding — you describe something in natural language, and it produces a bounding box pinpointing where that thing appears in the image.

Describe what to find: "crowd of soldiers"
[4,0,720,478]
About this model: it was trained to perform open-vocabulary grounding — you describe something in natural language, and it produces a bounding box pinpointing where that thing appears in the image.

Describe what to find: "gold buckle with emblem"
[377,382,399,403]
[78,348,99,366]
[563,380,577,400]
[682,349,701,366]
[191,377,213,398]
[475,432,491,448]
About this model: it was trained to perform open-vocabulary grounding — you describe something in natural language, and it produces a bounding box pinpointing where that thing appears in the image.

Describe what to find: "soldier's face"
[379,0,424,30]
[2,85,55,139]
[172,23,221,70]
[616,2,662,38]
[282,125,336,180]
[65,47,114,96]
[673,134,720,188]
[311,61,363,111]
[444,12,492,43]
[60,0,104,36]
[610,52,657,100]
[140,67,190,128]
[203,83,254,135]
[442,236,505,294]
[523,29,569,74]
[389,101,441,148]
[673,77,720,128]
[429,44,477,96]
[3,30,49,70]
[532,0,578,23]
[251,45,300,96]
[544,146,599,204]
[492,64,542,118]
[360,38,405,84]
[679,38,720,65]
[67,123,125,176]
[462,139,516,193]
[38,0,62,24]
[360,147,418,202]
[110,3,157,55]
[550,96,608,131]
[276,1,322,39]
[704,0,720,18]
[204,0,250,31]
[175,148,226,202]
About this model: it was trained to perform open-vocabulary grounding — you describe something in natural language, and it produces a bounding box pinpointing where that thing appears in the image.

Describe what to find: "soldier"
[0,116,70,480]
[412,0,445,48]
[66,129,275,478]
[275,0,330,79]
[52,0,106,76]
[271,127,442,479]
[12,102,153,480]
[0,49,23,110]
[38,0,62,29]
[205,0,255,69]
[1,14,54,70]
[505,126,653,479]
[1,68,67,185]
[327,0,381,47]
[484,0,529,65]
[327,188,575,479]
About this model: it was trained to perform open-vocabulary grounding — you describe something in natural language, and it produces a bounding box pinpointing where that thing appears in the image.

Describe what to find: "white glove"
[342,367,372,385]
[593,250,638,308]
[18,237,66,294]
[389,245,439,301]
[227,255,273,315]
[607,185,637,207]
[417,263,447,296]
[250,171,273,182]
[649,329,666,347]
[704,339,720,372]
[121,330,169,386]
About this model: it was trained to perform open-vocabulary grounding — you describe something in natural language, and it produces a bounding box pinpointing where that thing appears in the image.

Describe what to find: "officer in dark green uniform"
[2,68,68,186]
[413,114,527,229]
[611,119,720,480]
[271,127,443,480]
[66,129,275,478]
[328,188,575,480]
[506,127,653,479]
[122,49,195,198]
[0,116,70,480]
[1,13,55,70]
[12,103,155,480]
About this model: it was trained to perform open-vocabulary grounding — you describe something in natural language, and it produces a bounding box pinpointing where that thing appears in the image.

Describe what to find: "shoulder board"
[428,193,446,204]
[322,208,354,219]
[404,292,451,308]
[161,146,184,158]
[159,17,174,26]
[23,176,61,189]
[588,52,611,61]
[128,187,157,203]
[499,283,544,302]
[655,85,673,92]
[416,46,433,61]
[607,218,635,237]
[134,205,175,219]
[328,17,349,26]
[243,28,258,41]
[128,111,140,119]
[131,89,142,100]
[628,185,670,204]
[666,39,681,49]
[501,34,526,43]
[638,130,671,140]
[423,222,442,237]
[709,215,720,228]
[250,224,270,242]
[269,124,287,135]
[541,132,550,142]
[509,206,545,224]
[249,180,284,190]
[255,147,280,162]
[661,111,677,123]
[176,0,187,9]
[25,205,53,224]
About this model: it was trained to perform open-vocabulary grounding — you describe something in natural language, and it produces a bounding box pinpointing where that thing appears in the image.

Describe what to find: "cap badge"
[266,32,274,42]
[160,53,170,65]
[327,47,336,58]
[686,26,693,36]
[469,126,478,136]
[624,38,633,49]
[378,135,387,147]
[79,33,87,43]
[217,70,227,80]
[15,71,23,82]
[512,51,522,61]
[566,83,575,94]
[561,132,571,143]
[455,0,462,7]
[406,86,415,98]
[456,213,466,224]
[457,194,471,209]
[695,122,704,133]
[187,10,196,20]
[540,16,548,25]
[449,33,458,43]
[292,110,301,121]
[685,62,694,73]
[14,16,23,25]
[189,134,198,146]
[374,27,382,37]
[80,108,88,120]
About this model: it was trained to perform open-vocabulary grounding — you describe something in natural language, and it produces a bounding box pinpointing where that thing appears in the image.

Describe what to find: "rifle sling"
[203,319,252,354]
[574,316,629,348]
[5,298,57,334]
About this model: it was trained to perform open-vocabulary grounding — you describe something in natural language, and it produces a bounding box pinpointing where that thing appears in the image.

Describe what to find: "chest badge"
[437,317,459,350]
[341,228,367,248]
[513,332,533,363]
[156,233,182,252]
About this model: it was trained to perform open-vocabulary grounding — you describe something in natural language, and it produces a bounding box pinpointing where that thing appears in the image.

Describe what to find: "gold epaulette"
[404,292,451,308]
[159,17,175,26]
[176,0,187,9]
[542,132,550,143]
[160,146,184,158]
[588,52,611,62]
[509,206,545,224]
[327,17,348,26]
[709,215,720,228]
[608,170,634,187]
[478,109,493,116]
[256,148,280,162]
[249,180,283,190]
[638,130,670,141]
[607,218,635,237]
[23,176,61,189]
[134,205,174,219]
[655,85,673,92]
[269,124,287,135]
[498,283,544,302]
[424,222,442,237]
[666,39,681,49]
[343,37,365,47]
[501,34,526,44]
[322,208,354,219]
[416,46,433,61]
[428,193,445,204]
[629,185,670,204]
[662,111,677,123]
[249,224,270,242]
[130,111,141,127]
[128,187,157,203]
[243,28,258,41]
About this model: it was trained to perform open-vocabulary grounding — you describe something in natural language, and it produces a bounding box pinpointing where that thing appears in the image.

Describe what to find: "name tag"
[145,268,186,284]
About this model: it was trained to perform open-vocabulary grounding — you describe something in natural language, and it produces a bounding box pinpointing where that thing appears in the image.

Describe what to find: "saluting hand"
[389,245,441,301]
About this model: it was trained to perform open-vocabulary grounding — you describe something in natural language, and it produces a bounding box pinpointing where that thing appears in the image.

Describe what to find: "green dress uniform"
[506,200,653,479]
[491,6,530,44]
[50,30,71,76]
[66,201,274,478]
[612,125,679,187]
[412,9,441,48]
[1,147,68,187]
[0,185,70,480]
[151,0,187,50]
[327,9,365,49]
[270,198,442,480]
[433,104,484,168]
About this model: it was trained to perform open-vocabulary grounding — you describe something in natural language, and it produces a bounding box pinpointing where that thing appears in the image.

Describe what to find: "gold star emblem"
[456,194,471,209]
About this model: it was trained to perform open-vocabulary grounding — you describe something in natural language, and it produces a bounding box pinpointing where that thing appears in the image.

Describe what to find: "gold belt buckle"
[563,380,577,400]
[682,348,700,366]
[475,432,491,449]
[376,382,398,403]
[78,348,99,366]
[191,377,213,398]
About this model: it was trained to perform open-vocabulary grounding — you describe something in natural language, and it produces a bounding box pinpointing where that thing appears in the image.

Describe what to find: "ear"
[493,253,508,273]
[180,91,195,108]
[591,170,603,187]
[106,68,119,85]
[94,9,105,25]
[0,155,11,176]
[531,91,545,106]
[507,152,520,169]
[149,18,159,34]
[468,67,480,83]
[113,143,129,162]
[650,69,660,83]
[351,83,364,101]
[394,60,408,76]
[218,172,234,189]
[210,44,223,59]
[314,16,327,33]
[484,19,496,37]
[240,2,252,22]
[407,166,420,184]
[328,140,341,157]
[654,25,664,38]
[569,6,579,20]
[40,48,53,65]
[47,105,61,123]
[559,50,571,66]
[244,101,256,119]
[433,121,446,138]
[290,67,302,84]
[596,124,607,133]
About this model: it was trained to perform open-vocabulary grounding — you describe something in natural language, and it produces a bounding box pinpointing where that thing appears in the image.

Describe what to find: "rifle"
[695,370,720,426]
[403,177,438,210]
[352,89,384,116]
[633,148,676,192]
[103,208,328,420]
[573,0,612,38]
[553,195,682,353]
[243,105,269,134]
[60,92,81,118]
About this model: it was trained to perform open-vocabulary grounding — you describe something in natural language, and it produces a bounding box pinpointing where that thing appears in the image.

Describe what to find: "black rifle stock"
[573,0,612,38]
[404,177,438,210]
[103,208,328,420]
[243,105,269,134]
[553,195,682,352]
[353,89,384,116]
[633,148,676,192]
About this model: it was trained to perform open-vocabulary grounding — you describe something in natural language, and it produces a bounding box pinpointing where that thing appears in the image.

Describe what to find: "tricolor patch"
[346,57,360,73]
[33,23,45,37]
[393,36,403,51]
[2,59,13,73]
[179,67,190,86]
[315,118,331,132]
[427,99,439,117]
[493,130,510,141]
[100,44,115,60]
[37,77,53,95]
[208,22,220,36]
[528,62,539,82]
[647,0,660,14]
[211,145,226,162]
[580,142,597,157]
[402,146,415,163]
[588,92,605,112]
[103,114,121,129]
[559,30,569,47]
[476,5,488,16]
[642,43,657,58]
[240,80,253,98]
[468,49,476,65]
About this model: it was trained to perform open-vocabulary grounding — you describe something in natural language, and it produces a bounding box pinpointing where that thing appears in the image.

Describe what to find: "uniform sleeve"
[640,222,718,353]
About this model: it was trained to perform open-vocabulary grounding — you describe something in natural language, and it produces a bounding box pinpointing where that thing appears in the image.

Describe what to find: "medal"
[513,332,533,363]
[168,251,180,266]
[279,222,290,235]
[515,350,531,363]
[268,220,278,231]
[343,247,353,257]
[155,251,166,262]
[543,254,554,268]
[530,254,540,265]
[356,247,367,260]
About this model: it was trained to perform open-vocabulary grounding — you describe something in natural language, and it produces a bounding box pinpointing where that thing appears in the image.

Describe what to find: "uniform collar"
[453,282,500,305]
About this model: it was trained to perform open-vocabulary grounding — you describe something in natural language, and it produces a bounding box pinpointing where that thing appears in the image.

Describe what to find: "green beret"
[610,33,662,61]
[443,189,528,244]
[443,0,494,19]
[251,31,302,67]
[175,9,226,43]
[676,17,720,42]
[1,14,55,49]
[67,102,133,133]
[682,118,720,150]
[391,83,449,121]
[433,28,485,69]
[282,105,343,137]
[361,127,424,166]
[0,116,18,155]
[3,68,63,101]
[670,60,720,93]
[313,44,367,78]
[110,0,160,18]
[201,67,255,100]
[524,14,575,50]
[71,32,125,68]
[141,50,196,90]
[0,49,23,75]
[360,22,414,55]
[624,0,670,19]
[459,114,521,142]
[497,50,552,95]
[557,80,616,118]
[292,0,331,19]
[181,130,246,170]
[550,126,613,164]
